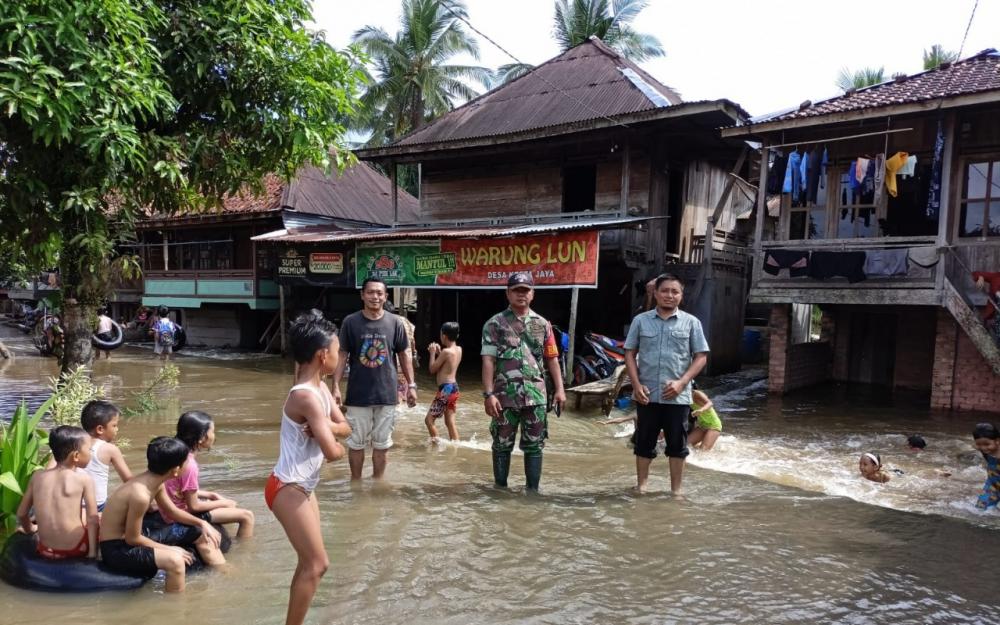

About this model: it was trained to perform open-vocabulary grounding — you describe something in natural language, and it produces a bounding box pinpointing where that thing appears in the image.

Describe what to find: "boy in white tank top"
[80,400,132,511]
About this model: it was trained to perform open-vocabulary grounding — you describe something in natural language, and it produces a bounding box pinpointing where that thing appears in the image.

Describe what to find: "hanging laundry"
[783,150,802,203]
[818,147,829,192]
[907,246,939,268]
[873,153,886,206]
[926,119,944,220]
[884,151,909,197]
[767,151,789,194]
[899,154,917,178]
[799,152,809,191]
[763,249,810,277]
[805,146,823,204]
[808,251,867,283]
[855,157,870,184]
[863,249,908,277]
[848,159,859,191]
[861,159,877,198]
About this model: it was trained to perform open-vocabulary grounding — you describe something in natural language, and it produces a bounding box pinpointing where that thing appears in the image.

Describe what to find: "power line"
[956,0,980,60]
[436,0,632,131]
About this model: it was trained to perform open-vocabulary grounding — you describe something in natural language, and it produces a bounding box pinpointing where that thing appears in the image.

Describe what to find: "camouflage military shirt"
[481,307,558,409]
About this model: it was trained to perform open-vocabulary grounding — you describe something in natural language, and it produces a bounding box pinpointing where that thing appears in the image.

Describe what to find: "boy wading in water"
[99,437,223,592]
[425,322,463,442]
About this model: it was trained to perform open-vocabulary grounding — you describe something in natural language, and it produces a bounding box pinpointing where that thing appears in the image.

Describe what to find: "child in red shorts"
[425,322,463,442]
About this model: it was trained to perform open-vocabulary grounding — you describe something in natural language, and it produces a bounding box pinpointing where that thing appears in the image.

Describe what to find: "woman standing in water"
[265,311,352,625]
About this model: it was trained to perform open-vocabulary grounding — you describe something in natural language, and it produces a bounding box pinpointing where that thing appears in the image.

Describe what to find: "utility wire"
[436,0,632,130]
[956,0,980,60]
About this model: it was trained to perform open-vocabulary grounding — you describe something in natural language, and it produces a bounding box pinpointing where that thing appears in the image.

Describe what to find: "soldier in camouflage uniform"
[481,272,566,491]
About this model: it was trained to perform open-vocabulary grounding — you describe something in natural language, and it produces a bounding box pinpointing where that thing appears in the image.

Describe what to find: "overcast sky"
[312,0,997,118]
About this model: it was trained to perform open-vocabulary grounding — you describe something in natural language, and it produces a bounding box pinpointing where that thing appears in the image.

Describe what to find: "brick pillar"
[931,308,958,409]
[768,304,790,393]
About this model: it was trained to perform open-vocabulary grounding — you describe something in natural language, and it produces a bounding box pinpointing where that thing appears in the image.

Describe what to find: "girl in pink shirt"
[162,411,255,538]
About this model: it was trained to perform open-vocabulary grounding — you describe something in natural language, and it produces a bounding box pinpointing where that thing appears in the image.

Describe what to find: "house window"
[788,180,828,240]
[959,160,1000,238]
[562,165,596,213]
[836,167,877,238]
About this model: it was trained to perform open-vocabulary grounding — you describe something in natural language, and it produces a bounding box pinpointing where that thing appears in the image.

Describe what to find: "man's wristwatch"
[482,391,495,399]
[407,383,418,389]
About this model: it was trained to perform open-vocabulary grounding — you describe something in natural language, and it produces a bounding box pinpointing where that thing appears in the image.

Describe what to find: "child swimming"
[266,310,351,625]
[972,422,1000,510]
[161,410,255,538]
[859,452,891,483]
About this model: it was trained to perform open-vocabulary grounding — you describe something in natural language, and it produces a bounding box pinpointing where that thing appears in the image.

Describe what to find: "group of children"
[16,400,254,592]
[857,426,1000,502]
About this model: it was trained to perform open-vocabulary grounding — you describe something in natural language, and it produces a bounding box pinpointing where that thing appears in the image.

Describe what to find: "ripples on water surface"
[0,328,998,624]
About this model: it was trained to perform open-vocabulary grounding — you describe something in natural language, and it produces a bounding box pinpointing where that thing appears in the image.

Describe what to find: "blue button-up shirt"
[624,308,710,405]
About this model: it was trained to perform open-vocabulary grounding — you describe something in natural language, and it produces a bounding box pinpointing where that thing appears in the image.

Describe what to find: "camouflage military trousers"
[491,405,547,456]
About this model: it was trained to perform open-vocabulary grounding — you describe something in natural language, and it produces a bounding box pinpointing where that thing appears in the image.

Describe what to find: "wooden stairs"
[942,277,1000,376]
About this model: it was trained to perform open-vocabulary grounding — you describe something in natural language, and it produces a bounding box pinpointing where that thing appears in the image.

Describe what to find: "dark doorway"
[666,166,685,254]
[562,165,596,213]
[848,312,896,385]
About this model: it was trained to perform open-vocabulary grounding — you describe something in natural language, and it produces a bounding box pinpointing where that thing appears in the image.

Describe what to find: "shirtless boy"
[99,436,222,592]
[425,322,463,442]
[16,426,99,560]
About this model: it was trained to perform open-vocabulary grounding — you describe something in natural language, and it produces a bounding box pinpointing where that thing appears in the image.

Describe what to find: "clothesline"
[767,128,913,150]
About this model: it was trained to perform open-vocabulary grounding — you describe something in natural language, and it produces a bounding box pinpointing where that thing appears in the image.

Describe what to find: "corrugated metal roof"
[139,161,418,225]
[252,215,650,244]
[391,38,684,147]
[756,48,1000,125]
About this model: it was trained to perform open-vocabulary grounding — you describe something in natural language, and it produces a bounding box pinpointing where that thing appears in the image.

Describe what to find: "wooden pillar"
[279,284,287,354]
[935,111,957,293]
[566,287,580,384]
[752,143,770,285]
[391,161,399,224]
[619,141,631,215]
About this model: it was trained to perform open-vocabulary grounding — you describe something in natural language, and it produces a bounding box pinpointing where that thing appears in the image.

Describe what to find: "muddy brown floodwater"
[0,328,998,624]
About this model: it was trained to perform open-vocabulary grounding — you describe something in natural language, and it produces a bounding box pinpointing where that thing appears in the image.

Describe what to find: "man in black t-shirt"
[333,278,416,480]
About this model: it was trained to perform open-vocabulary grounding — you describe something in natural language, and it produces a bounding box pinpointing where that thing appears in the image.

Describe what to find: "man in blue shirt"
[624,274,709,495]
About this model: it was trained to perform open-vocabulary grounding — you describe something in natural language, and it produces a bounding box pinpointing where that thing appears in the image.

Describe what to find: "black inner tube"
[92,320,125,351]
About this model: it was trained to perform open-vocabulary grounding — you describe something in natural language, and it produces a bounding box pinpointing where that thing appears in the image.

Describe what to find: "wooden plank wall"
[419,156,650,220]
[678,160,753,261]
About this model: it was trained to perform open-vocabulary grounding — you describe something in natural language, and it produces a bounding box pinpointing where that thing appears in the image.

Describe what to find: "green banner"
[355,243,442,286]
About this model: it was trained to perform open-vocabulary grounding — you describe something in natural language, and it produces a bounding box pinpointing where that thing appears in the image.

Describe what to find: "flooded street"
[1,328,998,625]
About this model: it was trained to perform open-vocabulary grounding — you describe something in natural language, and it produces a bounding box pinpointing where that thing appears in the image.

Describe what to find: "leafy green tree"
[923,44,959,70]
[836,66,886,92]
[553,0,664,61]
[0,0,362,372]
[351,0,491,146]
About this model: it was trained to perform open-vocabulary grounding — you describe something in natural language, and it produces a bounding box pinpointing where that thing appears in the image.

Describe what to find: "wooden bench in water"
[566,365,630,416]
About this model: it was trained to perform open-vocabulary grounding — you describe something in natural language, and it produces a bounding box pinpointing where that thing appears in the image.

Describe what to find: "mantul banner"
[355,230,599,288]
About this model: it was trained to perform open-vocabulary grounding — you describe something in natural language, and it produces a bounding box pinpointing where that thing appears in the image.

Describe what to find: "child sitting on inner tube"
[100,437,225,592]
[159,411,255,538]
[16,426,99,560]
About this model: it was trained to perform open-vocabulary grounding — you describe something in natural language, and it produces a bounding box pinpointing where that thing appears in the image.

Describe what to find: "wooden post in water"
[279,284,287,354]
[566,287,579,384]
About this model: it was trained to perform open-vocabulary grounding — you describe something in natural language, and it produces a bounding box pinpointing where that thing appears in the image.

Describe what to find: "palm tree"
[553,0,664,61]
[492,62,534,87]
[923,44,959,70]
[351,0,492,146]
[836,66,885,92]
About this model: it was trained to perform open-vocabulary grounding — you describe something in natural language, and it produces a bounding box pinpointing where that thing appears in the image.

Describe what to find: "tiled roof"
[393,37,684,147]
[760,48,1000,124]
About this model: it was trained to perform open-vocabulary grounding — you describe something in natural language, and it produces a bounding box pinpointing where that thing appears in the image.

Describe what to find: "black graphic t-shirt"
[339,310,409,406]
